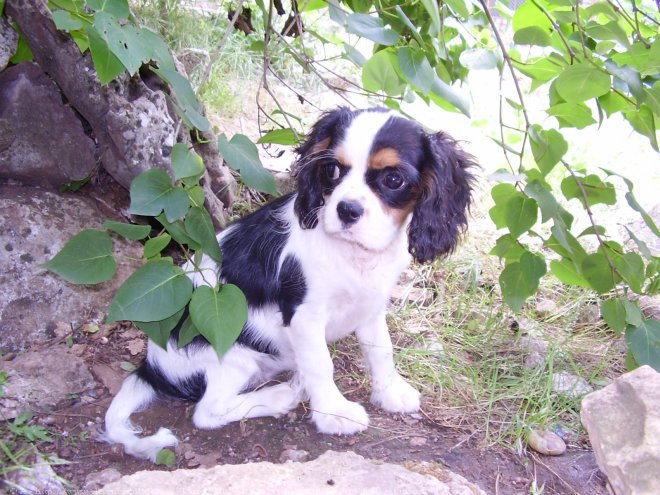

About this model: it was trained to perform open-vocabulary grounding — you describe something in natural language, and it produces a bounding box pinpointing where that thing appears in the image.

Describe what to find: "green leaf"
[120,361,136,372]
[129,169,190,222]
[513,55,566,88]
[581,252,618,293]
[524,180,573,225]
[154,448,176,467]
[362,49,406,97]
[514,26,551,47]
[218,134,279,195]
[614,252,645,294]
[156,213,199,249]
[102,220,151,241]
[420,0,441,34]
[489,183,518,229]
[138,27,176,72]
[554,64,611,103]
[86,25,124,84]
[504,195,538,238]
[151,67,211,132]
[550,258,591,288]
[177,316,201,348]
[624,105,658,151]
[135,307,185,350]
[547,102,596,129]
[625,319,660,371]
[52,9,83,30]
[144,234,172,259]
[586,21,630,47]
[106,259,193,323]
[190,284,247,358]
[171,143,204,181]
[186,185,205,208]
[257,128,300,145]
[42,229,116,284]
[429,75,470,117]
[560,174,617,207]
[499,251,547,312]
[445,0,469,19]
[529,126,568,174]
[601,297,627,334]
[490,234,526,262]
[397,48,435,95]
[458,48,499,70]
[87,0,130,19]
[185,207,222,263]
[93,12,150,75]
[346,13,399,46]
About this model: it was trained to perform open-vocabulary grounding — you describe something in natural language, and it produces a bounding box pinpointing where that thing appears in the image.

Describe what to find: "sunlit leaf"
[554,64,611,102]
[362,49,406,97]
[171,143,205,181]
[218,134,279,195]
[499,251,547,311]
[346,13,398,46]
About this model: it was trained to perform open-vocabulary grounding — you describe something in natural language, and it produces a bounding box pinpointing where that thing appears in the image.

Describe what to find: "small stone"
[527,429,566,456]
[83,468,122,490]
[279,448,310,463]
[409,437,427,447]
[535,299,558,317]
[126,338,145,356]
[552,372,593,398]
[519,336,548,369]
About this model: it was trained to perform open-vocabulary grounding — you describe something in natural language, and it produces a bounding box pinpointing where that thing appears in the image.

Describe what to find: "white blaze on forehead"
[338,111,395,171]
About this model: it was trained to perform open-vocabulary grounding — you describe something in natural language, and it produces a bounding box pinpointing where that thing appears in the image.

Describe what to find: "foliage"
[241,0,659,371]
[17,0,659,369]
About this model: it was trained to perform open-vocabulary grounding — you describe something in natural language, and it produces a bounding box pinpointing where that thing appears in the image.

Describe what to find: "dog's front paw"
[371,377,420,413]
[312,399,369,435]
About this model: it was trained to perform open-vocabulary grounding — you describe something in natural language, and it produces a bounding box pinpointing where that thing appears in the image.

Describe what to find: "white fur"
[104,111,423,460]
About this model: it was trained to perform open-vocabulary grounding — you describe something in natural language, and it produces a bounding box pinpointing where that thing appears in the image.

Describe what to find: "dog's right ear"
[294,108,354,229]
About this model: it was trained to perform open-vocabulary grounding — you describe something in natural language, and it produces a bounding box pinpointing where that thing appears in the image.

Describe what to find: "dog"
[103,107,476,460]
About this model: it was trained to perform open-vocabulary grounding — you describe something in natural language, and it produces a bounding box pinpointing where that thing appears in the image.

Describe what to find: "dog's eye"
[384,170,405,190]
[325,162,341,181]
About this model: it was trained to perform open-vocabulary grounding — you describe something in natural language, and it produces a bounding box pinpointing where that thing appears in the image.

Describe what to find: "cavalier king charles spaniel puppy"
[104,107,476,460]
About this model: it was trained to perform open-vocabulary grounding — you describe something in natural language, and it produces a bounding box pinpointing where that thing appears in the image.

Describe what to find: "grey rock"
[83,468,122,491]
[0,185,141,352]
[519,336,548,369]
[94,450,485,495]
[0,62,96,187]
[553,372,593,399]
[535,299,558,317]
[279,448,310,463]
[0,345,95,419]
[10,451,67,495]
[0,17,18,72]
[581,365,660,495]
[527,429,566,456]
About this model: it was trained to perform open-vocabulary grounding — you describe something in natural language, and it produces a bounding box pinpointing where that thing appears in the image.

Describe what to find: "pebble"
[409,436,427,447]
[279,449,310,463]
[552,372,593,398]
[527,429,566,456]
[83,468,122,490]
[535,299,558,317]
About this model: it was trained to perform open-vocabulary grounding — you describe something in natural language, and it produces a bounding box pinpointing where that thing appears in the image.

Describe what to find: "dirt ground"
[33,323,609,495]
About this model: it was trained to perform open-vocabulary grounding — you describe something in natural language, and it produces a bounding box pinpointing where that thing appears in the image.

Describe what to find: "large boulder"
[0,184,141,352]
[581,365,660,495]
[95,450,485,495]
[0,62,96,187]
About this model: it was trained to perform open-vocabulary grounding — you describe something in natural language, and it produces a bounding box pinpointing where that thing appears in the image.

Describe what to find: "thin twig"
[196,0,246,98]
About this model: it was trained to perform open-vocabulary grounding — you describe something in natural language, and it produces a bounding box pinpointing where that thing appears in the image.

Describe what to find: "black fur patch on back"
[278,255,306,326]
[136,360,206,402]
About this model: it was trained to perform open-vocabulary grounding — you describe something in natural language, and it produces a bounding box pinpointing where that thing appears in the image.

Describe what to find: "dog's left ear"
[408,132,477,263]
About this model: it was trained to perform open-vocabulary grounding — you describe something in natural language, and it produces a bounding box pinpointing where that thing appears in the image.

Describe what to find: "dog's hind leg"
[102,373,179,461]
[192,347,301,429]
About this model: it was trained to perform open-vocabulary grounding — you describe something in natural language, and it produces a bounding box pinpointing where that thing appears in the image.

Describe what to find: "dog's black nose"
[337,200,364,225]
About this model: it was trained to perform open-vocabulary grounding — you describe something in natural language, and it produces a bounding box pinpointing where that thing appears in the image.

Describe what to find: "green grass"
[388,243,625,449]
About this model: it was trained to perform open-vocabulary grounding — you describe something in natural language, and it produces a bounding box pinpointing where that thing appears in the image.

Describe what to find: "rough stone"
[553,372,593,399]
[10,451,66,495]
[0,17,18,71]
[519,336,548,369]
[0,185,141,352]
[83,468,123,491]
[527,429,566,456]
[0,62,96,187]
[581,365,660,495]
[0,345,95,419]
[535,298,558,317]
[95,450,485,495]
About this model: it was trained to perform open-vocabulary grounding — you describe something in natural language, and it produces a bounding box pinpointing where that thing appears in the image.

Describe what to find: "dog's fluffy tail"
[102,373,178,461]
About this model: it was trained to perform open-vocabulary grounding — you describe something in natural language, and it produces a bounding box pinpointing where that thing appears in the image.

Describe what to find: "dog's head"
[294,108,476,263]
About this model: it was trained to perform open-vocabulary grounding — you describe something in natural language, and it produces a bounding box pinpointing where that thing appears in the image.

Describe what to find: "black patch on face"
[136,359,207,402]
[278,255,306,326]
[366,117,424,208]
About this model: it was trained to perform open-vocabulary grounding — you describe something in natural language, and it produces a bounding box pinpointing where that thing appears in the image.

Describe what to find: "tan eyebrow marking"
[369,147,400,170]
[311,137,331,155]
[334,146,352,167]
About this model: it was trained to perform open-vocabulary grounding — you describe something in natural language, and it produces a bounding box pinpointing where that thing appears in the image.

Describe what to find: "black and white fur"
[104,108,475,460]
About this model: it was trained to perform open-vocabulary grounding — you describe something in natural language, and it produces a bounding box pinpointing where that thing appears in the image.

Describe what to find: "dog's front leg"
[288,307,369,435]
[356,316,421,414]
